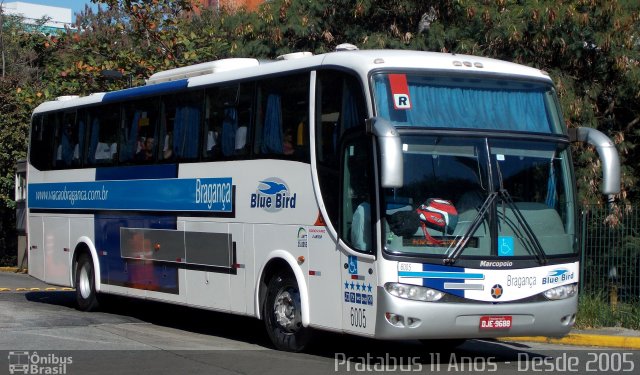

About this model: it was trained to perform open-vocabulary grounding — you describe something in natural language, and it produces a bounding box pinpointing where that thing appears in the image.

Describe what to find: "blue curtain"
[342,83,359,130]
[545,162,558,208]
[120,111,141,162]
[77,120,85,164]
[60,130,73,166]
[261,94,283,154]
[374,77,552,133]
[221,108,238,157]
[88,118,100,164]
[173,106,201,159]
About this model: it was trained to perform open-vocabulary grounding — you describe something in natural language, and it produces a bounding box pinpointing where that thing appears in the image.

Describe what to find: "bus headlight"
[543,283,578,300]
[384,282,444,302]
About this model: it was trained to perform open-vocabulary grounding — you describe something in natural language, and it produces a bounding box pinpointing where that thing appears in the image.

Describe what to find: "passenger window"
[204,83,253,159]
[86,105,119,166]
[254,74,309,161]
[53,111,80,168]
[120,99,159,164]
[161,91,203,162]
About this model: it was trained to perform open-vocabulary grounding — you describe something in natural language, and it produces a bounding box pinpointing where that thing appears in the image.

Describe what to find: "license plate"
[479,315,512,330]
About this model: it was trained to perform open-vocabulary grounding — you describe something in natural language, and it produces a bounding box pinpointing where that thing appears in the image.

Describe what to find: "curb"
[501,334,640,350]
[0,287,74,292]
[0,267,26,273]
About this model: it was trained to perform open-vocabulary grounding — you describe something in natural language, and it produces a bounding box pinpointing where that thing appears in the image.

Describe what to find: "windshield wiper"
[443,189,548,265]
[444,191,498,265]
[497,189,548,265]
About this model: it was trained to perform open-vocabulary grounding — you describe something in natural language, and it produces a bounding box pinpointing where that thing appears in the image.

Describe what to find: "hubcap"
[79,265,91,299]
[273,287,301,332]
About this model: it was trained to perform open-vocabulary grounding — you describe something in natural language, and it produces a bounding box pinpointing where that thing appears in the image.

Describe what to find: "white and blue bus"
[26,47,619,351]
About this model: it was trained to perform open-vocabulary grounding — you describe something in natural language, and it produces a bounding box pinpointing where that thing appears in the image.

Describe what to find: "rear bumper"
[374,287,577,340]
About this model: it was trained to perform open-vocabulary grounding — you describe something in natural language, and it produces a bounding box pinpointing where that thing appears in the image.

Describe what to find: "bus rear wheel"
[75,253,100,312]
[264,273,311,352]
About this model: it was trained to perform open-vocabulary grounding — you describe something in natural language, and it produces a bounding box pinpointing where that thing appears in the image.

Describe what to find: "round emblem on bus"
[490,284,503,299]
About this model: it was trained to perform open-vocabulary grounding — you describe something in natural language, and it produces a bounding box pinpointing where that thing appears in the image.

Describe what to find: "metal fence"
[580,205,640,304]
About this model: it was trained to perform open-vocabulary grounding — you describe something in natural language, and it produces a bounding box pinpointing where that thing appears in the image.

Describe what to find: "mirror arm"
[568,127,620,195]
[366,117,403,188]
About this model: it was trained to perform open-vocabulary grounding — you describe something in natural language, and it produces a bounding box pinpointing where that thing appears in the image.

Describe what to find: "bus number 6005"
[350,307,366,328]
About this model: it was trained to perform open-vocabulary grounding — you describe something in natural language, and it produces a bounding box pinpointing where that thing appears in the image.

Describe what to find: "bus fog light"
[384,282,444,302]
[385,312,404,327]
[543,283,578,300]
[406,317,421,328]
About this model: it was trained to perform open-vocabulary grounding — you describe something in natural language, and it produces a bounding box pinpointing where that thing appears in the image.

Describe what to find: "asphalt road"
[1,272,639,375]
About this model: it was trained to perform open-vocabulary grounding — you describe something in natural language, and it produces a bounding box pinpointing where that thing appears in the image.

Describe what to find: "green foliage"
[576,291,640,330]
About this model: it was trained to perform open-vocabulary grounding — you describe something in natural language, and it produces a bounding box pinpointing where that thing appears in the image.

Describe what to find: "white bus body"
[26,49,619,351]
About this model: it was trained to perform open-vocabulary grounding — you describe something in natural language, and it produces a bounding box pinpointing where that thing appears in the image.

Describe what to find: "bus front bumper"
[374,287,577,340]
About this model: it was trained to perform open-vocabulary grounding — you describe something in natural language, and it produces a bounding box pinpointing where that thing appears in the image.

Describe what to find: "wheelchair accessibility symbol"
[348,255,358,275]
[498,236,514,256]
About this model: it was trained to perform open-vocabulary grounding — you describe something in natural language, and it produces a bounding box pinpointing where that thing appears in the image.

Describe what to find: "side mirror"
[366,117,403,188]
[568,127,620,195]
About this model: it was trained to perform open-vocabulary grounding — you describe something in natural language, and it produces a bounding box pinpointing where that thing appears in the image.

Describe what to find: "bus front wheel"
[264,273,311,352]
[75,253,100,312]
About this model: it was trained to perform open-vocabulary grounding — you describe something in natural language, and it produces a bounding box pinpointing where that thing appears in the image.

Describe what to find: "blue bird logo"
[548,269,568,277]
[258,180,288,195]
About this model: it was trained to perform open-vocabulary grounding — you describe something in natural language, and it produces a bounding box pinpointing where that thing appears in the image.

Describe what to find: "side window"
[161,90,203,162]
[254,73,309,161]
[204,83,252,159]
[120,99,159,164]
[315,70,367,226]
[86,105,120,166]
[341,136,374,253]
[30,114,54,171]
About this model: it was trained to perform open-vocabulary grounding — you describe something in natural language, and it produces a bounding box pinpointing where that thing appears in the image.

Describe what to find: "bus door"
[339,134,377,335]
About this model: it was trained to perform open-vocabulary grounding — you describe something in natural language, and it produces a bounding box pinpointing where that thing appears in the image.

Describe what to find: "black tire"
[75,253,100,311]
[263,273,311,352]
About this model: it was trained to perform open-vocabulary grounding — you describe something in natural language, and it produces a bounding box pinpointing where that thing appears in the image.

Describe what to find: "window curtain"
[88,118,100,164]
[121,111,141,162]
[261,94,283,154]
[221,108,238,157]
[174,106,201,159]
[375,77,552,133]
[545,161,558,208]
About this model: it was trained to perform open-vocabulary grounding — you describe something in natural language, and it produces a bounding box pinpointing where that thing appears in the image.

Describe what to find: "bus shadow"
[24,291,548,366]
[25,290,77,308]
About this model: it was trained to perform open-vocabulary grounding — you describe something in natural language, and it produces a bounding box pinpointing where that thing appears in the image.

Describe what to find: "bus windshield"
[383,135,576,260]
[372,73,563,134]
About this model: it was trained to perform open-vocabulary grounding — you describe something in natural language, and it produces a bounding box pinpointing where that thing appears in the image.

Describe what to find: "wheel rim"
[272,286,301,333]
[79,264,91,299]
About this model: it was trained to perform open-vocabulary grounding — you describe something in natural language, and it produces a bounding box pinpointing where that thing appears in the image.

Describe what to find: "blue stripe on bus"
[28,177,233,212]
[102,79,189,103]
[397,263,475,298]
[397,271,484,279]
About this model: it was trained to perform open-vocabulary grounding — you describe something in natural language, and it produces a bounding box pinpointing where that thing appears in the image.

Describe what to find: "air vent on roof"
[56,95,80,101]
[146,58,260,85]
[276,52,313,60]
[335,43,358,51]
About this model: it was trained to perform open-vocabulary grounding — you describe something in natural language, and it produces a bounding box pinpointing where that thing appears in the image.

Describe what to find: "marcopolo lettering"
[195,178,232,210]
[479,261,513,268]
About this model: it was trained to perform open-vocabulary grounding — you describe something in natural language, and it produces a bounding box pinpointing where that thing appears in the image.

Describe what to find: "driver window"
[341,137,373,253]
